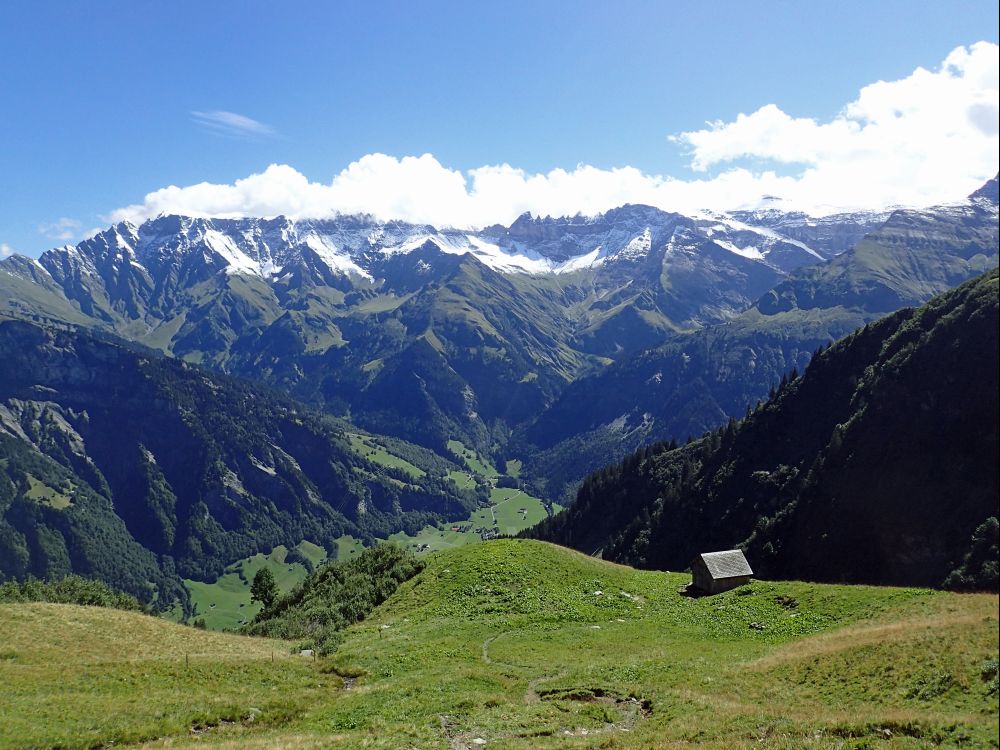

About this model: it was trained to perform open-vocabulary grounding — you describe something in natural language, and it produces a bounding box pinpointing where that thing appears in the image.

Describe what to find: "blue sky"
[1,1,997,257]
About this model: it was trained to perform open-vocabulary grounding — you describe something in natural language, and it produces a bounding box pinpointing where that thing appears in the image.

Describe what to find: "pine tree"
[250,568,279,609]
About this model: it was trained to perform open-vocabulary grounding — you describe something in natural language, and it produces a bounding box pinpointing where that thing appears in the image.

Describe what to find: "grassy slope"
[347,432,426,478]
[388,488,553,554]
[4,540,996,749]
[333,534,365,560]
[179,542,329,630]
[0,603,327,749]
[176,436,546,627]
[448,439,499,478]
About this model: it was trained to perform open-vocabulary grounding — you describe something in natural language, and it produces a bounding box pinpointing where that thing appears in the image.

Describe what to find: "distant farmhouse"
[690,550,753,595]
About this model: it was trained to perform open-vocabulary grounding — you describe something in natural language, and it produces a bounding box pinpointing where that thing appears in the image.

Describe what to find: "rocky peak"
[969,174,999,205]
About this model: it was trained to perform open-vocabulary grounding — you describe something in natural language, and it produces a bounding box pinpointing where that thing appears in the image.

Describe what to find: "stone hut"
[690,550,753,595]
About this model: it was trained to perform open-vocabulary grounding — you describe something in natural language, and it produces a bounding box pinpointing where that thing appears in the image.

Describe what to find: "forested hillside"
[521,183,999,501]
[0,318,480,606]
[527,269,999,590]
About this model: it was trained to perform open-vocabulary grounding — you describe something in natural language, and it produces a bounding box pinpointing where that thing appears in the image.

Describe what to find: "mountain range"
[526,269,999,589]
[0,318,481,607]
[523,178,999,499]
[0,201,891,459]
[1,175,997,599]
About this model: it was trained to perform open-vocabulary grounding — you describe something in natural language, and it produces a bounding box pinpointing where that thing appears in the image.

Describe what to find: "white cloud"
[0,243,16,259]
[38,217,83,242]
[191,110,274,138]
[672,41,998,211]
[108,43,997,226]
[105,158,823,227]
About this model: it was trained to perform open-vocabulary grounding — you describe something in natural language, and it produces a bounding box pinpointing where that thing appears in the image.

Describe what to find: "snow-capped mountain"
[0,201,839,451]
[1,180,995,463]
[22,202,843,292]
[726,208,890,259]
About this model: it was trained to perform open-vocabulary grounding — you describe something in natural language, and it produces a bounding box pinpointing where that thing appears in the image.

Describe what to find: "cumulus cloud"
[106,158,826,227]
[191,110,274,138]
[0,243,16,259]
[109,42,997,226]
[38,217,83,242]
[672,41,998,211]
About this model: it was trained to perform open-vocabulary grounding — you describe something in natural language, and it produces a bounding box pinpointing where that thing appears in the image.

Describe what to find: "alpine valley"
[526,269,999,590]
[0,176,997,605]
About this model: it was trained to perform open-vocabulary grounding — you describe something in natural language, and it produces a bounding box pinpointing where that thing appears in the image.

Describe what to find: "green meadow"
[448,439,499,478]
[332,534,365,560]
[175,542,327,630]
[174,433,551,630]
[2,540,996,749]
[346,432,426,478]
[389,489,558,554]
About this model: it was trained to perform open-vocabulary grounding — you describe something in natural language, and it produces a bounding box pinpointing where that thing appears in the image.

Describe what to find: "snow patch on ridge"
[697,212,824,260]
[555,246,605,273]
[302,233,372,280]
[710,238,765,260]
[614,228,652,261]
[466,236,554,274]
[204,229,263,275]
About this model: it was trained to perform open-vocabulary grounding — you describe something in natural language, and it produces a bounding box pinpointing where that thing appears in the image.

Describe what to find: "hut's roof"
[695,550,753,580]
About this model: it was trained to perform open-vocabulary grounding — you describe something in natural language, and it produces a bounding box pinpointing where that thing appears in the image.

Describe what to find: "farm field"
[346,432,426,478]
[333,534,365,560]
[174,541,328,630]
[389,489,559,554]
[447,469,477,489]
[447,439,499,478]
[3,540,995,750]
[489,487,553,535]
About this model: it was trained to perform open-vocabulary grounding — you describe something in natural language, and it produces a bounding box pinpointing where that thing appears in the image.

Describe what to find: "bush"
[981,659,999,695]
[244,544,424,655]
[944,518,999,592]
[0,575,144,611]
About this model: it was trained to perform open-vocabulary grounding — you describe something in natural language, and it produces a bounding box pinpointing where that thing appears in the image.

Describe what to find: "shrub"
[243,544,424,655]
[0,575,144,611]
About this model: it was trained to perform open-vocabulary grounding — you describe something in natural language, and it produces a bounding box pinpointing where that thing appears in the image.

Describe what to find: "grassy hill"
[172,541,328,630]
[2,540,996,749]
[0,602,324,749]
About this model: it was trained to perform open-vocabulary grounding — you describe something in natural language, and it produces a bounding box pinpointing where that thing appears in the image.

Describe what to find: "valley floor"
[1,540,997,749]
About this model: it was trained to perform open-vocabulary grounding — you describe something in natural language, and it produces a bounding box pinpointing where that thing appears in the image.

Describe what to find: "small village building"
[690,550,753,595]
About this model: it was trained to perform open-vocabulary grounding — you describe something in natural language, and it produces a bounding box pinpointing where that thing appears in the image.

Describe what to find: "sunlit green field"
[389,490,558,553]
[346,432,426,477]
[173,542,328,630]
[447,439,499,478]
[3,540,996,750]
[332,534,365,560]
[0,603,323,750]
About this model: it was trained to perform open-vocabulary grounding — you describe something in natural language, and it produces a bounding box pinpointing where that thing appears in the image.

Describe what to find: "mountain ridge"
[519,181,998,500]
[525,269,1000,590]
[2,177,996,496]
[0,316,485,605]
[2,201,847,455]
